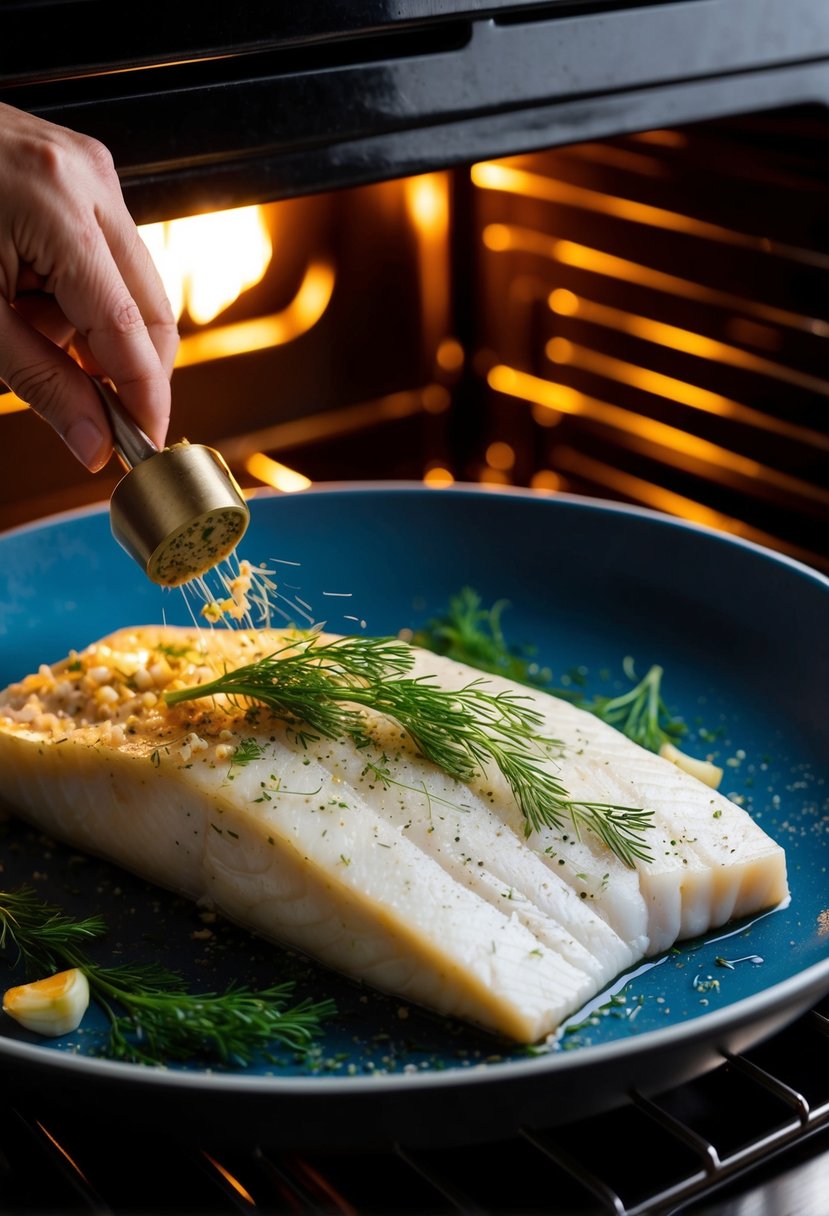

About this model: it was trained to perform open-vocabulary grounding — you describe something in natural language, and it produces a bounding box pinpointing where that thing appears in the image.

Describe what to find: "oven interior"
[2,107,828,574]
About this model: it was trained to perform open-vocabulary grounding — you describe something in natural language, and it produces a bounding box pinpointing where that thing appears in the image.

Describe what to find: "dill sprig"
[0,888,104,970]
[230,737,266,768]
[90,968,332,1067]
[412,588,687,753]
[0,887,335,1066]
[578,657,686,753]
[409,587,547,686]
[165,634,653,866]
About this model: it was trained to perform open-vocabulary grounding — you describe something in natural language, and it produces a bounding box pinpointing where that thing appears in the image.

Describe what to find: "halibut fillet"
[0,626,789,1043]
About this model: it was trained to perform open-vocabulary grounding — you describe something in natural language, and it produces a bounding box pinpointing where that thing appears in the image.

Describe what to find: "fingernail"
[65,418,107,471]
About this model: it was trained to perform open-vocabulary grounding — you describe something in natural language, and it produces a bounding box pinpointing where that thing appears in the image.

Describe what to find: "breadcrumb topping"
[0,627,289,770]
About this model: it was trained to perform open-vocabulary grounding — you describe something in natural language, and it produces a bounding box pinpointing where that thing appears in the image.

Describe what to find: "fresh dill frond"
[0,887,105,971]
[165,634,653,866]
[409,587,548,687]
[0,887,335,1066]
[413,589,688,754]
[230,737,266,768]
[89,969,335,1067]
[578,657,686,753]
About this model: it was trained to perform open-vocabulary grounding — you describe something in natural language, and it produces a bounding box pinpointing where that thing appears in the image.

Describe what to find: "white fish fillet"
[0,625,789,1044]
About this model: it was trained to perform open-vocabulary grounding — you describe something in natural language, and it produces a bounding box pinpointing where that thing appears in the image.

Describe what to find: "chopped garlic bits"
[0,638,210,744]
[659,741,724,790]
[191,557,286,630]
[200,559,256,623]
[3,967,90,1037]
[0,624,296,775]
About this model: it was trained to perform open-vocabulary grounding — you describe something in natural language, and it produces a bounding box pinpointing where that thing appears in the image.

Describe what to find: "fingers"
[12,293,75,351]
[42,137,178,451]
[102,213,180,381]
[51,217,176,451]
[0,297,113,471]
[0,104,179,461]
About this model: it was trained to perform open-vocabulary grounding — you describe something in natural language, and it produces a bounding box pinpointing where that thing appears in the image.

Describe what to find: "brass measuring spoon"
[91,377,250,588]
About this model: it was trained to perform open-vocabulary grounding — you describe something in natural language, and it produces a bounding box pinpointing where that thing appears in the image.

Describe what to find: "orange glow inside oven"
[1,125,826,572]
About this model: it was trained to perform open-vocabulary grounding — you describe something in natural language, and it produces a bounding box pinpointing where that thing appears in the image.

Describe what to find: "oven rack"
[1,994,827,1216]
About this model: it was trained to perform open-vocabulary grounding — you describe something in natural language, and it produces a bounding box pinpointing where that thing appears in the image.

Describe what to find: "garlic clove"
[659,741,724,790]
[2,967,90,1037]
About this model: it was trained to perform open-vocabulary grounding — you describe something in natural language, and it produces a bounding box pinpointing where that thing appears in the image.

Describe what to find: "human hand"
[0,103,179,470]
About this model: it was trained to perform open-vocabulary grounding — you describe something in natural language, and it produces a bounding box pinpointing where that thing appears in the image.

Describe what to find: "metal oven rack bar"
[2,996,827,1215]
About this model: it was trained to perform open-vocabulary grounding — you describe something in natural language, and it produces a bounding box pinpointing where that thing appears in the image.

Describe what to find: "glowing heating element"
[140,206,273,326]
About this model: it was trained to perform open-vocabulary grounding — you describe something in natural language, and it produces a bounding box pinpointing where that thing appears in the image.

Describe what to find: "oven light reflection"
[201,1152,256,1205]
[0,393,25,417]
[471,161,829,269]
[405,173,451,365]
[422,384,452,414]
[35,1121,92,1186]
[632,129,689,148]
[481,224,829,338]
[488,364,827,507]
[291,1157,358,1215]
[485,440,516,471]
[553,445,798,551]
[547,293,829,396]
[530,469,564,491]
[423,464,455,486]
[245,452,312,493]
[479,467,511,485]
[541,338,829,451]
[473,161,740,241]
[139,206,273,326]
[436,337,465,372]
[405,174,447,235]
[557,141,667,177]
[546,337,573,365]
[548,289,578,317]
[175,261,335,367]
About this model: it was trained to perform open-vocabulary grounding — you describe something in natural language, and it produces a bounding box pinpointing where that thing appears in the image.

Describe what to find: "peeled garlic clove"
[2,967,90,1037]
[659,741,724,790]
